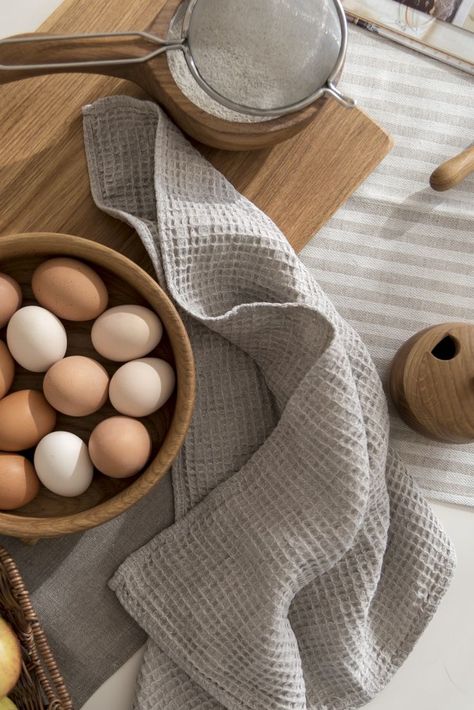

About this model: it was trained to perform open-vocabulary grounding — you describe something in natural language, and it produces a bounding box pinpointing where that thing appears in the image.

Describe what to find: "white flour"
[167,0,341,122]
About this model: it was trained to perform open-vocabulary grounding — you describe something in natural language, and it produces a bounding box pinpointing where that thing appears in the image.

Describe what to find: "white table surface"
[1,4,473,710]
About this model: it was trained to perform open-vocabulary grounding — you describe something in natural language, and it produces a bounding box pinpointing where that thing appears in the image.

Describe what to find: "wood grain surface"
[430,145,474,191]
[390,322,474,444]
[0,234,195,540]
[0,0,392,260]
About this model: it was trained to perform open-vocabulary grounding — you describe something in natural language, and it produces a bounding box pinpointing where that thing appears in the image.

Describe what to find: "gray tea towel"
[81,95,455,710]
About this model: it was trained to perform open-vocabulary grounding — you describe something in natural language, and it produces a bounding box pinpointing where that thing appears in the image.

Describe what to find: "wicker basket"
[0,545,72,709]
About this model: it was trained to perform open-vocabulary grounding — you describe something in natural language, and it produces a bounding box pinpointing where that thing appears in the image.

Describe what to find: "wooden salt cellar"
[390,322,474,444]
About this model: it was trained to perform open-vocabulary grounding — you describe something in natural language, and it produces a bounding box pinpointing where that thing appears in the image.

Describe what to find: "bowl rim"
[0,232,196,538]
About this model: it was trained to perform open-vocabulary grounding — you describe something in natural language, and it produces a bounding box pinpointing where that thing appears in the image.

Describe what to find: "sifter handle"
[324,81,356,109]
[0,32,182,85]
[430,145,474,191]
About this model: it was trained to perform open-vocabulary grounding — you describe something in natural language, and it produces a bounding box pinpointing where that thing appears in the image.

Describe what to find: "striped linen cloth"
[300,25,474,506]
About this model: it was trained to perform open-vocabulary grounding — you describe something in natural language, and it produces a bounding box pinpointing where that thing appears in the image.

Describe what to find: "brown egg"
[0,273,22,328]
[89,416,152,478]
[0,453,40,509]
[32,257,108,321]
[0,390,56,451]
[43,355,109,417]
[0,341,15,399]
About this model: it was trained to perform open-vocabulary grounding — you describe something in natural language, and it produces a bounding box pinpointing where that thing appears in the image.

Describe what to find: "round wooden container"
[389,322,474,444]
[141,0,328,150]
[0,233,195,540]
[0,0,342,151]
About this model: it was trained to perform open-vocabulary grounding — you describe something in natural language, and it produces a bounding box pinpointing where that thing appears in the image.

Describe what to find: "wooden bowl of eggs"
[0,233,195,541]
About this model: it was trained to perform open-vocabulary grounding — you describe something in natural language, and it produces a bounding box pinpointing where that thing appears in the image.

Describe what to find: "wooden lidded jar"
[389,322,474,444]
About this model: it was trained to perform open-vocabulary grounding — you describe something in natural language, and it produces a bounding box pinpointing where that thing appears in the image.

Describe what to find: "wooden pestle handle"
[0,32,167,85]
[430,145,474,191]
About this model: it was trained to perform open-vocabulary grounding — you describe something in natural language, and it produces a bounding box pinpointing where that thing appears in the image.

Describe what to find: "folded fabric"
[83,96,455,710]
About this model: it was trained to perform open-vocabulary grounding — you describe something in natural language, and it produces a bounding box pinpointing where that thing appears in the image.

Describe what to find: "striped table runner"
[300,26,474,506]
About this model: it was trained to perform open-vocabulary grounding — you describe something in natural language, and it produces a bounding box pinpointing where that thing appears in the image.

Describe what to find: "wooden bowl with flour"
[0,0,348,150]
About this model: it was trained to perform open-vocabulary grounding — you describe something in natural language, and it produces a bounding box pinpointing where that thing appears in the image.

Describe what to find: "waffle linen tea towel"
[83,96,455,710]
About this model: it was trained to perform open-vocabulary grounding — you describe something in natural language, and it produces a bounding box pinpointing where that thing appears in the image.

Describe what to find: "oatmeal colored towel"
[83,95,454,710]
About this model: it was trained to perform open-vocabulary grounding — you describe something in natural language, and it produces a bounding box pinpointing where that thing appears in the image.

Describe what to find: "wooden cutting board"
[0,0,392,270]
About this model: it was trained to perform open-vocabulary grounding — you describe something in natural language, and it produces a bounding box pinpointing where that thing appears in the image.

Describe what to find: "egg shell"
[0,453,40,510]
[0,341,15,399]
[0,273,22,328]
[109,358,176,417]
[91,304,163,362]
[32,257,109,322]
[0,389,56,451]
[34,431,94,497]
[89,416,152,478]
[7,306,67,373]
[43,355,109,417]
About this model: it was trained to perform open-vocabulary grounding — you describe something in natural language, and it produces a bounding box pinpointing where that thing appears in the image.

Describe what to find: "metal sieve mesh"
[186,0,341,112]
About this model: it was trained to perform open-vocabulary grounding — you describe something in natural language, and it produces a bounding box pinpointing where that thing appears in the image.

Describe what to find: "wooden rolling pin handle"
[430,145,474,191]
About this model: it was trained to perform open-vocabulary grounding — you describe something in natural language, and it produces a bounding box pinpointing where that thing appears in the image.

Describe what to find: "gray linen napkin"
[83,96,455,710]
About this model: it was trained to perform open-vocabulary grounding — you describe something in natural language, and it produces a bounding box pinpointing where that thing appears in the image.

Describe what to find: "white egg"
[7,305,67,373]
[34,431,94,497]
[91,305,163,362]
[109,358,176,417]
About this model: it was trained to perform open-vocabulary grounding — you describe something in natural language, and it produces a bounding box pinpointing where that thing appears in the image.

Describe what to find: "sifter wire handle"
[324,81,356,109]
[0,32,184,80]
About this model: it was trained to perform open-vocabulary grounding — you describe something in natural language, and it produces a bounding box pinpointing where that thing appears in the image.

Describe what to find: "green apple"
[0,698,18,709]
[0,617,21,698]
